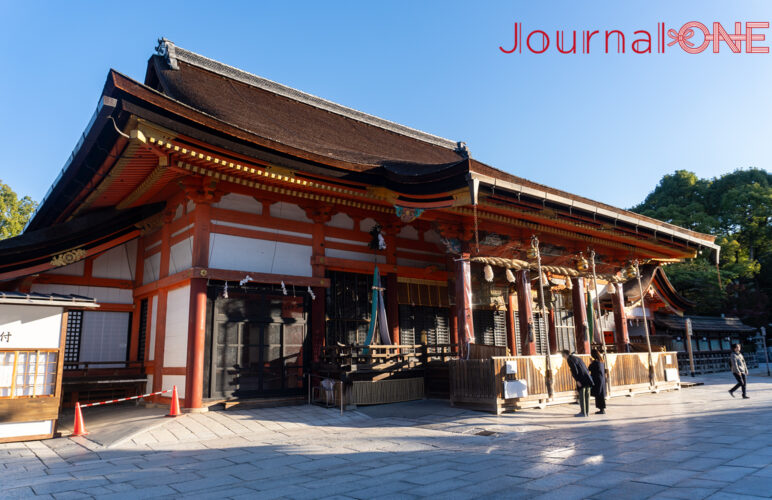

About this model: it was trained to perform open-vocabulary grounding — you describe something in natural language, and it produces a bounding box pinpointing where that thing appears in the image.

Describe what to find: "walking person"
[588,349,607,414]
[562,350,594,417]
[729,343,749,399]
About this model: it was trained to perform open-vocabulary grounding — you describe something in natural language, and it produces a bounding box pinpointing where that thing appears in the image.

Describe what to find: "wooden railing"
[677,351,759,375]
[450,352,681,414]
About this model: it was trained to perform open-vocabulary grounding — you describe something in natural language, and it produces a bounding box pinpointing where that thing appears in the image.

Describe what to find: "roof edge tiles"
[156,38,462,152]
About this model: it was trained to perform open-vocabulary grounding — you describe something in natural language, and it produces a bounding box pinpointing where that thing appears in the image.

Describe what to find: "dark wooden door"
[207,287,308,399]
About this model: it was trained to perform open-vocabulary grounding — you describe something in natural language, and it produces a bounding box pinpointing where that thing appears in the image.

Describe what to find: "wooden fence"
[450,352,681,414]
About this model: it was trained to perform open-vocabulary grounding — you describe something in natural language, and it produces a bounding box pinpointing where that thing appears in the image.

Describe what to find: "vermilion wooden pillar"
[571,277,591,354]
[185,201,212,410]
[547,307,559,355]
[505,285,518,355]
[386,273,399,345]
[612,283,630,352]
[516,270,536,355]
[304,206,332,362]
[185,278,207,410]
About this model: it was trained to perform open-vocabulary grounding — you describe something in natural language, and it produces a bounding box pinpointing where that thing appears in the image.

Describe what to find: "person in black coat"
[589,349,607,414]
[562,350,593,417]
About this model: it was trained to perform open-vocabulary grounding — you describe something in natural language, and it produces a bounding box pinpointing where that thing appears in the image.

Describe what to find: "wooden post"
[185,278,207,410]
[612,282,630,352]
[516,270,536,355]
[571,277,590,354]
[505,285,518,355]
[685,318,695,377]
[183,200,212,411]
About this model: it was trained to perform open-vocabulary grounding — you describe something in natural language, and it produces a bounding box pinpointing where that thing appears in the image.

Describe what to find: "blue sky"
[1,1,770,209]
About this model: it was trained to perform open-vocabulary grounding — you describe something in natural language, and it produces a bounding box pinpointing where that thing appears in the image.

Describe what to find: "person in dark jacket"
[562,350,593,417]
[589,349,607,414]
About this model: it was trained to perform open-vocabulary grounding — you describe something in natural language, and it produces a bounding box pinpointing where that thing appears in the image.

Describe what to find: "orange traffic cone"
[167,385,182,417]
[72,402,88,436]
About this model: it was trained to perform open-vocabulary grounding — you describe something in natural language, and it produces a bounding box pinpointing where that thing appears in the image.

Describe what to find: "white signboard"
[504,379,528,399]
[0,305,63,349]
[665,368,679,382]
[505,361,518,375]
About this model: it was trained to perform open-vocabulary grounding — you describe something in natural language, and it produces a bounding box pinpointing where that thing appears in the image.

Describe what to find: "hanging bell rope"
[531,235,554,399]
[634,259,656,387]
[589,250,607,354]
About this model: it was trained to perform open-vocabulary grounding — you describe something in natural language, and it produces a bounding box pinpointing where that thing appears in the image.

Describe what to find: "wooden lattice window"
[64,310,83,369]
[473,309,507,347]
[399,305,450,348]
[326,271,373,345]
[137,299,149,362]
[0,350,58,398]
[553,292,576,353]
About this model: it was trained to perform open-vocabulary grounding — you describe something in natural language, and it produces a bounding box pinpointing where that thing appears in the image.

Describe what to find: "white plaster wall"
[326,212,353,229]
[79,311,130,363]
[398,225,419,240]
[0,420,53,439]
[360,218,378,233]
[45,260,84,276]
[169,237,193,274]
[92,240,137,280]
[325,236,367,247]
[424,229,442,246]
[214,193,262,214]
[270,202,311,223]
[209,234,312,277]
[213,220,308,239]
[0,305,63,349]
[143,253,161,285]
[173,203,184,221]
[163,285,190,367]
[30,284,132,304]
[146,373,154,394]
[326,248,385,264]
[149,295,158,360]
[162,374,186,396]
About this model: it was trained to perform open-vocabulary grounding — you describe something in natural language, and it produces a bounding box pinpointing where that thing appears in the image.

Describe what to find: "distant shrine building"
[0,40,723,412]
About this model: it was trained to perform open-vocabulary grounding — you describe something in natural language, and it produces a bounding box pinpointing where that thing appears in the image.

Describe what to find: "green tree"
[631,168,772,327]
[0,181,37,239]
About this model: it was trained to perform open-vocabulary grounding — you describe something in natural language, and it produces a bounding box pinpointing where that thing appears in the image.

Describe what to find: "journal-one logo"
[500,21,770,54]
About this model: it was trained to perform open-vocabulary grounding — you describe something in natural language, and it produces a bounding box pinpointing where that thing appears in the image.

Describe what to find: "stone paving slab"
[1,368,770,498]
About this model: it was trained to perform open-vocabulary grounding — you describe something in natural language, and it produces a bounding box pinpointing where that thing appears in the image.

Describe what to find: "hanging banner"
[456,256,475,356]
[363,266,381,352]
[377,272,391,345]
[586,290,595,344]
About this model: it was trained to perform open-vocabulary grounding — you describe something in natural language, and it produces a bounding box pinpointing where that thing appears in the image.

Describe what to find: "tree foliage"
[0,181,37,239]
[631,168,772,326]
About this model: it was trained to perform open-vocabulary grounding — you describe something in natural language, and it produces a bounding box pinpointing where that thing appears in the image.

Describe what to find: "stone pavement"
[2,368,771,499]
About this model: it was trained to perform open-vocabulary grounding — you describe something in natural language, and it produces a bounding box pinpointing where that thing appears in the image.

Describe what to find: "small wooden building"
[0,39,720,412]
[0,292,97,442]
